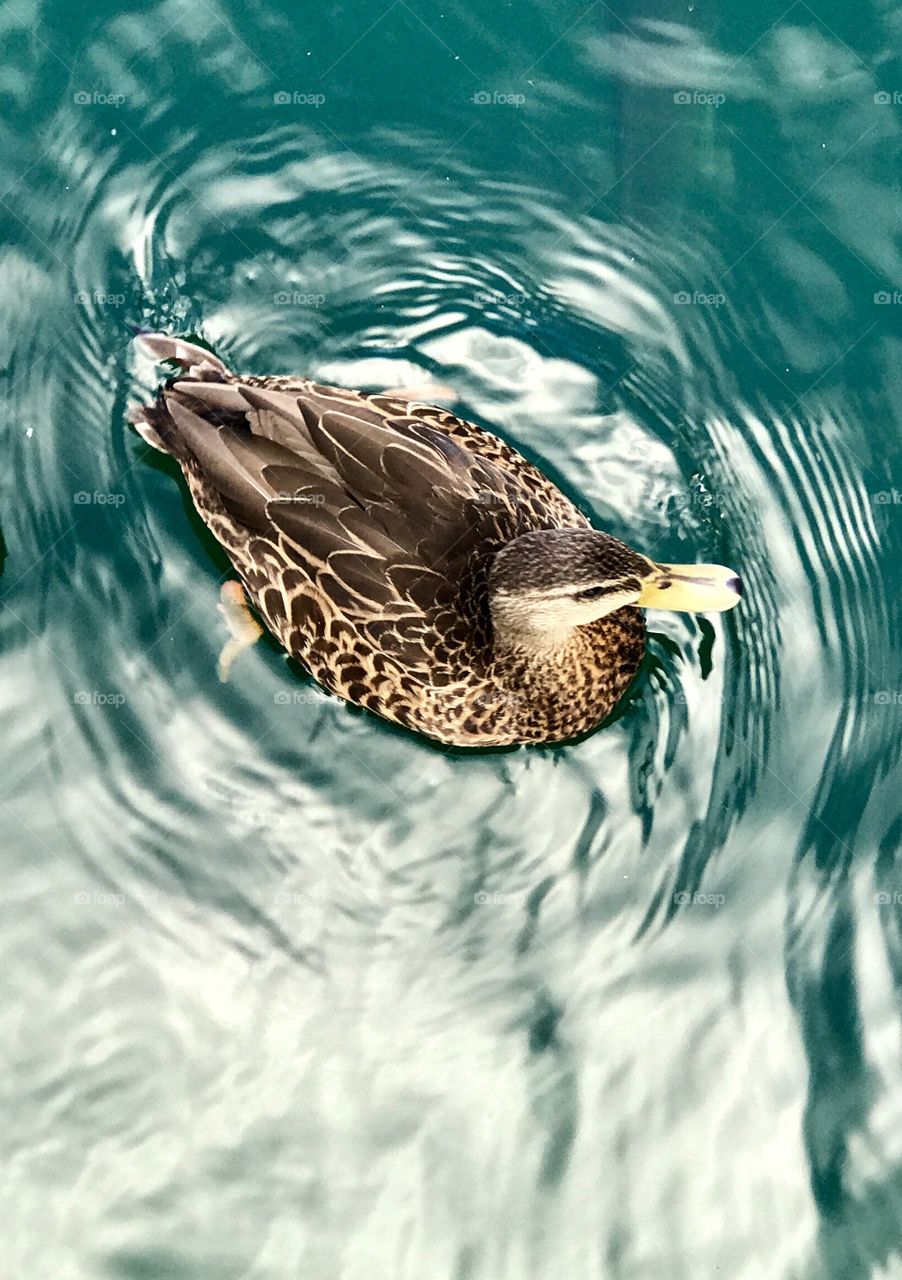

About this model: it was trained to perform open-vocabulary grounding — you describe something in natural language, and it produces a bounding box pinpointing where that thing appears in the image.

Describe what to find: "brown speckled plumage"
[133,336,647,747]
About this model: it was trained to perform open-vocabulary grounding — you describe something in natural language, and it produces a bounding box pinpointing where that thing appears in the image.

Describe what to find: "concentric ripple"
[2,2,902,1276]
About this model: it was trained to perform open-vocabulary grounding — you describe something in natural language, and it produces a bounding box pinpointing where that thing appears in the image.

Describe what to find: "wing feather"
[149,361,585,680]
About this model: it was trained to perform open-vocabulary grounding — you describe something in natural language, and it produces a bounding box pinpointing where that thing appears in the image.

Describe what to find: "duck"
[130,333,741,748]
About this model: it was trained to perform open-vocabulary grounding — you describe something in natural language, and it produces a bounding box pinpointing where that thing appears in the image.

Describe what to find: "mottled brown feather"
[135,339,645,745]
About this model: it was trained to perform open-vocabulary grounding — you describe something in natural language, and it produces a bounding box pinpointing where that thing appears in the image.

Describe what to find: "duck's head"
[488,528,741,649]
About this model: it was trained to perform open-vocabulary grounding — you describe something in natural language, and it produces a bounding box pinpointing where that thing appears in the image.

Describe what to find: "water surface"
[2,2,902,1276]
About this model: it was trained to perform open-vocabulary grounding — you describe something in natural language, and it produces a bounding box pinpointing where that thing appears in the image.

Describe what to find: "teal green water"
[2,1,902,1276]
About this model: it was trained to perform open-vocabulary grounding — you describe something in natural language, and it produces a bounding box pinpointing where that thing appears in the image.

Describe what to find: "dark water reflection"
[1,1,901,1276]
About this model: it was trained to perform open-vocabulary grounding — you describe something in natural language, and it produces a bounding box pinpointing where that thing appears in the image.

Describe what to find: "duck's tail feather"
[129,331,233,455]
[127,397,180,454]
[134,331,231,378]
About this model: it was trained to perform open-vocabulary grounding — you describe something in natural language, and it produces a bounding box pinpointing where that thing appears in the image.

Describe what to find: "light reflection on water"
[1,2,901,1276]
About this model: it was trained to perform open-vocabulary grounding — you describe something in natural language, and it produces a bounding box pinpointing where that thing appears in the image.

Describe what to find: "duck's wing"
[156,368,586,556]
[134,336,586,671]
[222,376,585,529]
[143,377,573,675]
[134,334,583,524]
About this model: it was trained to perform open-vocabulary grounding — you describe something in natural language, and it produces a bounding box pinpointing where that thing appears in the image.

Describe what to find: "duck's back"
[133,335,591,743]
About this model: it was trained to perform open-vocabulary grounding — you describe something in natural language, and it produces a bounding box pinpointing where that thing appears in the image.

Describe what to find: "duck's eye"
[573,585,608,602]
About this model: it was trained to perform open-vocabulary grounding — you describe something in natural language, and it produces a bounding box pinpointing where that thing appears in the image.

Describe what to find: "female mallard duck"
[132,333,741,747]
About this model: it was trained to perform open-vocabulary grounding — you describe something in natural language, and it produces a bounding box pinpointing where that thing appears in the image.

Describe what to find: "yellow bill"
[638,563,743,612]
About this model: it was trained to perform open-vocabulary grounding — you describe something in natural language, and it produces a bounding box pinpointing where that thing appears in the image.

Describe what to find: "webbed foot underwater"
[132,333,741,747]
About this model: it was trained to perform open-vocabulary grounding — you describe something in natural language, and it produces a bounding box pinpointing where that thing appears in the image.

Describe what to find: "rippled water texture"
[2,1,902,1276]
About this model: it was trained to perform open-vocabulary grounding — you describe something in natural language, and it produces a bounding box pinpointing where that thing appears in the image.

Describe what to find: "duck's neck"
[492,621,577,661]
[489,606,647,701]
[489,598,578,662]
[489,604,599,694]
